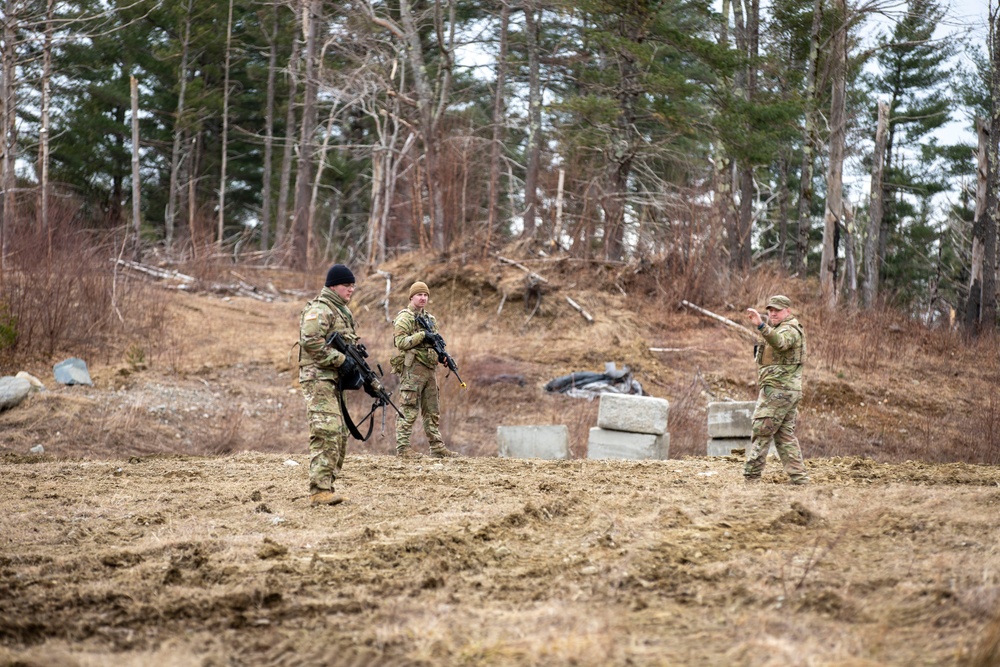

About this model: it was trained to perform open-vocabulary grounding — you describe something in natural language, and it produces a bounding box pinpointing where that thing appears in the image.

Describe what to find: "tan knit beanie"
[408,281,429,299]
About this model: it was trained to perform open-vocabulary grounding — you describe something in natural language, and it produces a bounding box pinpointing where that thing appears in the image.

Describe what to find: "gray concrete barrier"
[707,401,756,438]
[497,425,570,460]
[587,427,669,460]
[597,394,669,435]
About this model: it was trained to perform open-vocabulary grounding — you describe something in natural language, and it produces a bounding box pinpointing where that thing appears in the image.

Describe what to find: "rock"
[15,371,45,391]
[0,376,31,411]
[29,444,44,455]
[54,357,94,386]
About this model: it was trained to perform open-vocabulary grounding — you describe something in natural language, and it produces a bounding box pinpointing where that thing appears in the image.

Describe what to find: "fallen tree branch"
[566,296,594,324]
[497,255,549,284]
[680,300,757,340]
[116,259,195,284]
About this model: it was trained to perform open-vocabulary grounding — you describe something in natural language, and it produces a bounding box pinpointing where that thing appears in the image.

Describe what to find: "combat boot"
[310,491,344,506]
[396,447,424,459]
[430,446,459,458]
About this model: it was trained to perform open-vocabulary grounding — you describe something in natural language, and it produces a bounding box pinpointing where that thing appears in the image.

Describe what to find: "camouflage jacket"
[298,288,358,383]
[755,316,804,391]
[393,306,439,370]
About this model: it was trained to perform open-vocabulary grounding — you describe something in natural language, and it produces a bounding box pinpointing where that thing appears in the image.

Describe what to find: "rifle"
[413,313,467,389]
[325,331,403,441]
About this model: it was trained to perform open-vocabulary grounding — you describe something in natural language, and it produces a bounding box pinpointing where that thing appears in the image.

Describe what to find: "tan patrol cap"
[765,295,792,310]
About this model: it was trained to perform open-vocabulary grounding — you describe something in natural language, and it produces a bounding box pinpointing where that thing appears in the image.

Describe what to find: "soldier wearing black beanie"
[298,262,361,507]
[325,264,355,287]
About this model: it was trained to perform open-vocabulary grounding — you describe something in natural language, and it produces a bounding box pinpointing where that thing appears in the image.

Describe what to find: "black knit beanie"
[325,264,355,287]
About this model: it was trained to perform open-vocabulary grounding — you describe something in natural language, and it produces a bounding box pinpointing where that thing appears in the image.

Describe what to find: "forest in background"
[0,0,997,342]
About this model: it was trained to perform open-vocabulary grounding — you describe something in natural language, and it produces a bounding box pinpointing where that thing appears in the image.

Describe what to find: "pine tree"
[866,0,955,305]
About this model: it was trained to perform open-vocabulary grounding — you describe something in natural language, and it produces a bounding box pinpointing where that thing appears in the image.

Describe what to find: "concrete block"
[707,438,775,457]
[707,401,756,438]
[597,394,669,435]
[497,425,570,460]
[587,427,669,460]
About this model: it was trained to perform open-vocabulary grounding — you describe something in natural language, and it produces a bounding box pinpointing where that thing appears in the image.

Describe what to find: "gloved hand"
[425,332,443,348]
[364,378,383,398]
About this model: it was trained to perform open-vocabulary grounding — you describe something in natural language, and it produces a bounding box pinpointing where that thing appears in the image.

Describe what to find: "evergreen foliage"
[0,0,986,320]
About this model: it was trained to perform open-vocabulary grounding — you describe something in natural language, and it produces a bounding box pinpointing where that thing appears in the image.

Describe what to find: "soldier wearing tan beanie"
[408,281,429,300]
[390,281,458,459]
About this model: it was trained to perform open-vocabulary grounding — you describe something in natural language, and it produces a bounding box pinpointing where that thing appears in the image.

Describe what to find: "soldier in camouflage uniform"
[391,281,458,459]
[298,264,364,506]
[744,295,810,485]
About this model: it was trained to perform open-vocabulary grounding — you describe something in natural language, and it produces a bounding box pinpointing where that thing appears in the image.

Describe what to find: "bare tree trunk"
[365,53,410,266]
[965,117,989,331]
[984,12,1000,329]
[735,0,758,272]
[291,0,320,270]
[188,133,200,256]
[370,0,455,251]
[714,0,733,269]
[777,153,790,266]
[166,0,193,250]
[486,0,510,255]
[276,20,301,250]
[130,75,141,250]
[796,0,822,273]
[0,0,18,270]
[552,168,565,246]
[820,0,847,308]
[217,0,234,247]
[736,167,753,270]
[842,201,857,305]
[521,0,541,239]
[38,0,53,257]
[309,101,342,262]
[864,100,888,308]
[260,0,280,252]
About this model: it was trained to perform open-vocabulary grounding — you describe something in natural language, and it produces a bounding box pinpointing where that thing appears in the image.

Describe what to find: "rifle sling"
[337,382,380,442]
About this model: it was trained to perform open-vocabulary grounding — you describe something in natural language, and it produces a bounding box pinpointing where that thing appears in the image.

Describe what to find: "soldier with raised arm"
[744,295,810,485]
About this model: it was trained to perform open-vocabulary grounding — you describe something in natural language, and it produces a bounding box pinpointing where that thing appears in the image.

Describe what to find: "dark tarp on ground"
[544,362,643,398]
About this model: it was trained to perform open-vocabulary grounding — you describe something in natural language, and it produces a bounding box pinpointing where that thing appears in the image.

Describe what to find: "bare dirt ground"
[3,454,1000,667]
[3,254,1000,666]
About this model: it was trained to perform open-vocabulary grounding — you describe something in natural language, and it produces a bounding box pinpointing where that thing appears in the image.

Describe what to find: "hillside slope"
[1,251,996,464]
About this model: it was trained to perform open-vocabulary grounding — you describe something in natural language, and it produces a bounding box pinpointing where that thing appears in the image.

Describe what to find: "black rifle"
[326,331,403,441]
[413,314,467,388]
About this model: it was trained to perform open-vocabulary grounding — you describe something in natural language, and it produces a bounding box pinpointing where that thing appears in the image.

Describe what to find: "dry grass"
[4,251,1000,467]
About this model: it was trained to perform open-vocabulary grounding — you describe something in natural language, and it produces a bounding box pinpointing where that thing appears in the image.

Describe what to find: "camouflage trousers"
[745,385,809,483]
[300,379,348,494]
[395,362,444,453]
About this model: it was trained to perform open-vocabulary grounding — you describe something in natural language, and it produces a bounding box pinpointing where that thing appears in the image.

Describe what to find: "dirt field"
[3,255,1000,666]
[3,453,1000,667]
